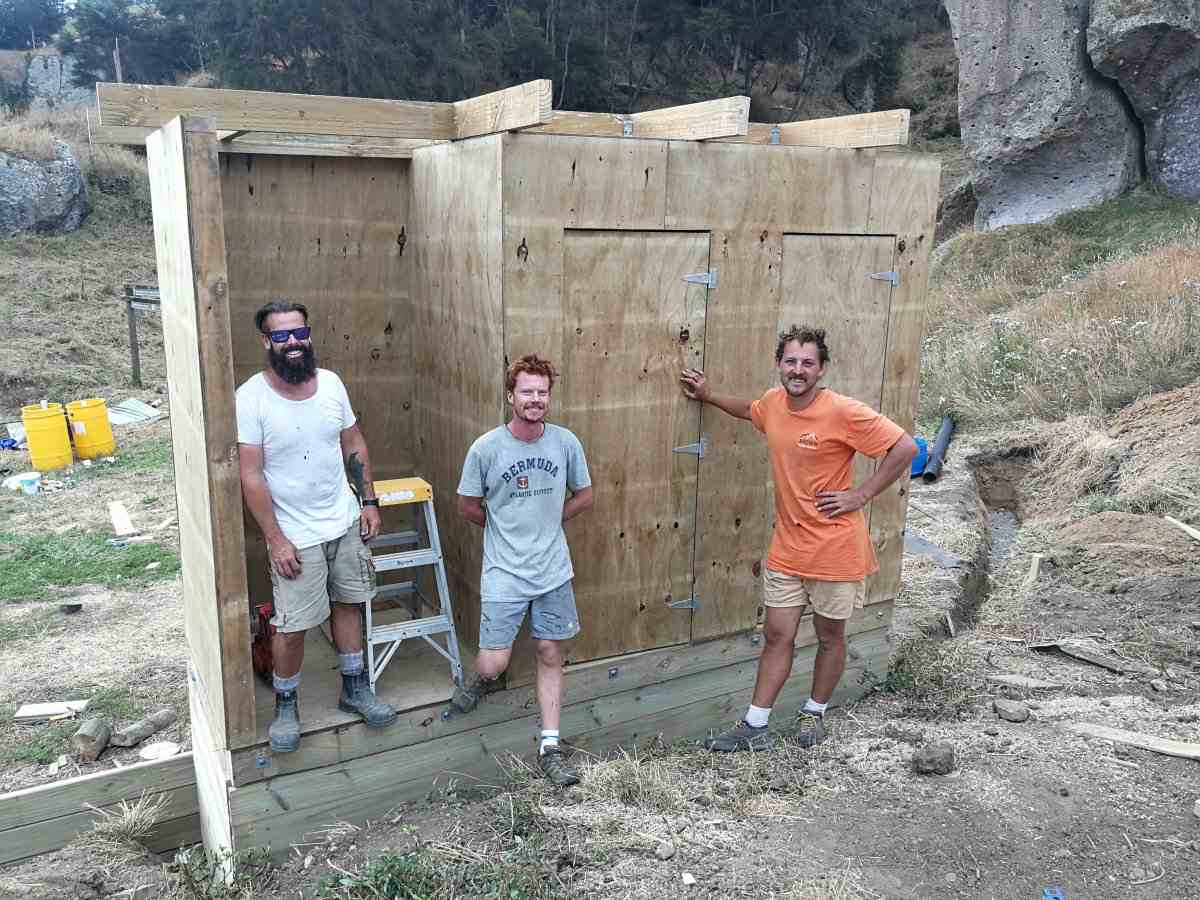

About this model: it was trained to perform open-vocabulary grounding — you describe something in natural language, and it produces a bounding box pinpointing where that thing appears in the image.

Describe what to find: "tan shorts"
[269,523,376,633]
[762,568,865,620]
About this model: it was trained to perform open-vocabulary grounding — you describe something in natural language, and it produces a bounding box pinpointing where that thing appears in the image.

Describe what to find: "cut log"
[1064,722,1200,762]
[72,718,112,762]
[110,708,177,748]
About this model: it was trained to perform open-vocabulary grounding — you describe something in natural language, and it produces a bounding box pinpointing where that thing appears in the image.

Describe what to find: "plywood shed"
[83,79,939,861]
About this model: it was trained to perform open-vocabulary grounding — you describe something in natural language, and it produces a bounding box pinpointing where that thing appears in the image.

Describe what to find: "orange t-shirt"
[750,387,906,581]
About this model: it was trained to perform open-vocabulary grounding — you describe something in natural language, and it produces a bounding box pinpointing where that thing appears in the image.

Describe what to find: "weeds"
[0,719,76,765]
[0,529,179,601]
[317,846,551,900]
[878,637,980,720]
[0,603,58,647]
[70,434,174,482]
[168,846,278,899]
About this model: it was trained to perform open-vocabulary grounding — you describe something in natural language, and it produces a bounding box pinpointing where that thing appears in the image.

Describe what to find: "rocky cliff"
[946,0,1199,228]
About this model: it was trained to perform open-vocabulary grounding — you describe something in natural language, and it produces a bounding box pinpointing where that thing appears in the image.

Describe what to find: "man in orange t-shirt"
[680,324,917,751]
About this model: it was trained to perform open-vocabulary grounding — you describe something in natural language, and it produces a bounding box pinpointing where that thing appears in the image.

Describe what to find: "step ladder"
[365,477,464,690]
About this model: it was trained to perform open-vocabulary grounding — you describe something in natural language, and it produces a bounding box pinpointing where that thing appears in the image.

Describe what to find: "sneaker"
[539,747,580,787]
[704,720,774,752]
[269,691,301,753]
[451,671,505,713]
[338,672,398,728]
[794,711,827,748]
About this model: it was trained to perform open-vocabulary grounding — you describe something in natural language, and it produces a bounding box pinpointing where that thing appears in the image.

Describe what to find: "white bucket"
[16,472,40,495]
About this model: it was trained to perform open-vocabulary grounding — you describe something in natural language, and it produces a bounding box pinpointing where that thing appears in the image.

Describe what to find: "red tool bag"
[251,602,276,681]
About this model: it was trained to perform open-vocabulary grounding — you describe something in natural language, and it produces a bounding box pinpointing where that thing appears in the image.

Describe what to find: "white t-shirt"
[235,369,361,550]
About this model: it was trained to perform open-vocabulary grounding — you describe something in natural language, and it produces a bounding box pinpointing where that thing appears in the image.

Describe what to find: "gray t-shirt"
[457,423,591,600]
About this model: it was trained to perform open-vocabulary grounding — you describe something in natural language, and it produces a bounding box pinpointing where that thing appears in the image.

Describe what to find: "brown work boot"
[451,670,505,713]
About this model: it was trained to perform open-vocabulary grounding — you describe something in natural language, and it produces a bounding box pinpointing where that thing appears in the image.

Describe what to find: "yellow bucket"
[21,403,73,471]
[66,398,117,460]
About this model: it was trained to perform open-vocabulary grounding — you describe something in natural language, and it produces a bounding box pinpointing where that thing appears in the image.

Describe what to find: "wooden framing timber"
[145,116,255,748]
[716,109,911,148]
[0,754,198,866]
[97,79,551,144]
[452,78,553,138]
[229,602,894,785]
[230,623,891,856]
[526,96,750,141]
[92,124,444,158]
[98,82,456,138]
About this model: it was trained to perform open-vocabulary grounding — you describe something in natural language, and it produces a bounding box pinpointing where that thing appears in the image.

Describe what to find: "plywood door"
[779,235,896,599]
[556,231,710,661]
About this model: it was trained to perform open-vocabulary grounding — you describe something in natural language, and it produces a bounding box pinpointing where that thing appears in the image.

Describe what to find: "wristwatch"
[362,498,380,507]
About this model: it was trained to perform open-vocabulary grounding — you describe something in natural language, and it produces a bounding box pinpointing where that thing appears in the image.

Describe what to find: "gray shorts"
[269,523,375,633]
[479,581,581,650]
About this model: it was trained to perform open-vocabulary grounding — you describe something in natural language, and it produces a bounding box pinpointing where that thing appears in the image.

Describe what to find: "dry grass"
[786,860,883,899]
[1025,417,1124,516]
[922,192,1200,424]
[73,791,171,870]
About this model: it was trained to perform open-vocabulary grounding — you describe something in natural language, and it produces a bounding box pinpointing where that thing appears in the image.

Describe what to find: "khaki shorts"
[762,568,865,621]
[269,523,376,633]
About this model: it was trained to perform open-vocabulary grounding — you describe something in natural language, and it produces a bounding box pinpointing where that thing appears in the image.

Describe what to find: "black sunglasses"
[265,326,311,343]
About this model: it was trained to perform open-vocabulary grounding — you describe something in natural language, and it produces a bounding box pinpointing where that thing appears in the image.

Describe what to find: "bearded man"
[236,299,396,753]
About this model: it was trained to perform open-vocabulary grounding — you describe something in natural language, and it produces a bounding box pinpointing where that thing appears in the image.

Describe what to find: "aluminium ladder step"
[373,547,441,572]
[369,614,451,643]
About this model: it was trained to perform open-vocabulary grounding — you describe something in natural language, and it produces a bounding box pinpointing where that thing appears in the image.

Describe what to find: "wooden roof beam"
[97,82,456,139]
[527,96,751,141]
[92,124,443,159]
[453,79,553,138]
[714,109,911,148]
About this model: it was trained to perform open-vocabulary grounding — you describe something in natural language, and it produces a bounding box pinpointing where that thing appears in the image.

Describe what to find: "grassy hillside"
[921,191,1200,426]
[0,111,159,420]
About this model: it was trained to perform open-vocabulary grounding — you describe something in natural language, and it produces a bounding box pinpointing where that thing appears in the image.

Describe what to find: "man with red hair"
[452,354,594,786]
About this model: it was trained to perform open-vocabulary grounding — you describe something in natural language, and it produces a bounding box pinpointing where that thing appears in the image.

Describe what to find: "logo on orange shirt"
[796,432,819,450]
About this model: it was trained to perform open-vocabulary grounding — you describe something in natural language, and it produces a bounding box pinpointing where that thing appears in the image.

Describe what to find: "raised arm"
[679,368,753,421]
[238,442,302,579]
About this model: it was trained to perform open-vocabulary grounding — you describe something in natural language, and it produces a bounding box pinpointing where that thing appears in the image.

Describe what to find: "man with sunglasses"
[236,299,396,753]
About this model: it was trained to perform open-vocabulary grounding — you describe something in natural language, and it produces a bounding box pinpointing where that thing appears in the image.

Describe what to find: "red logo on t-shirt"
[517,475,529,489]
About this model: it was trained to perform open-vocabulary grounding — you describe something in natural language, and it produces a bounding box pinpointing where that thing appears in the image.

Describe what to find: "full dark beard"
[268,344,317,384]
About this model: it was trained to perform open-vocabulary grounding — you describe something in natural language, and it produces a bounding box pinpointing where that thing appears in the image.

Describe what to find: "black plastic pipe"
[921,414,956,483]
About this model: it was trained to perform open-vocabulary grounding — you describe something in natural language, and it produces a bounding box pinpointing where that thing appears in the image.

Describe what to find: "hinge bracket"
[769,125,782,145]
[667,593,699,609]
[868,271,899,287]
[621,116,634,137]
[682,269,718,289]
[672,436,708,458]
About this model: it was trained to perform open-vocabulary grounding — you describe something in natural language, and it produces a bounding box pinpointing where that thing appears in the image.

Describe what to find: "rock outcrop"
[1089,0,1200,200]
[945,0,1142,229]
[0,141,89,238]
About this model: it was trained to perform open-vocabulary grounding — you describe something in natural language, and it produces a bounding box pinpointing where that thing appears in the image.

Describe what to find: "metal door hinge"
[672,436,708,458]
[769,126,782,145]
[682,269,718,289]
[622,116,634,137]
[868,271,899,287]
[668,593,699,609]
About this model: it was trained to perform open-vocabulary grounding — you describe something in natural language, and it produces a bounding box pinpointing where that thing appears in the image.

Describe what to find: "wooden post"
[125,287,142,387]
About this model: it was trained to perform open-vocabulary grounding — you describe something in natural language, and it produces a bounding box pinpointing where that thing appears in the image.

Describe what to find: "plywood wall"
[409,136,506,647]
[220,155,413,607]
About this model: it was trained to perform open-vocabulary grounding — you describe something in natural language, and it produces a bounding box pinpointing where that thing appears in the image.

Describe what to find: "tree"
[0,0,65,49]
[57,1,195,88]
